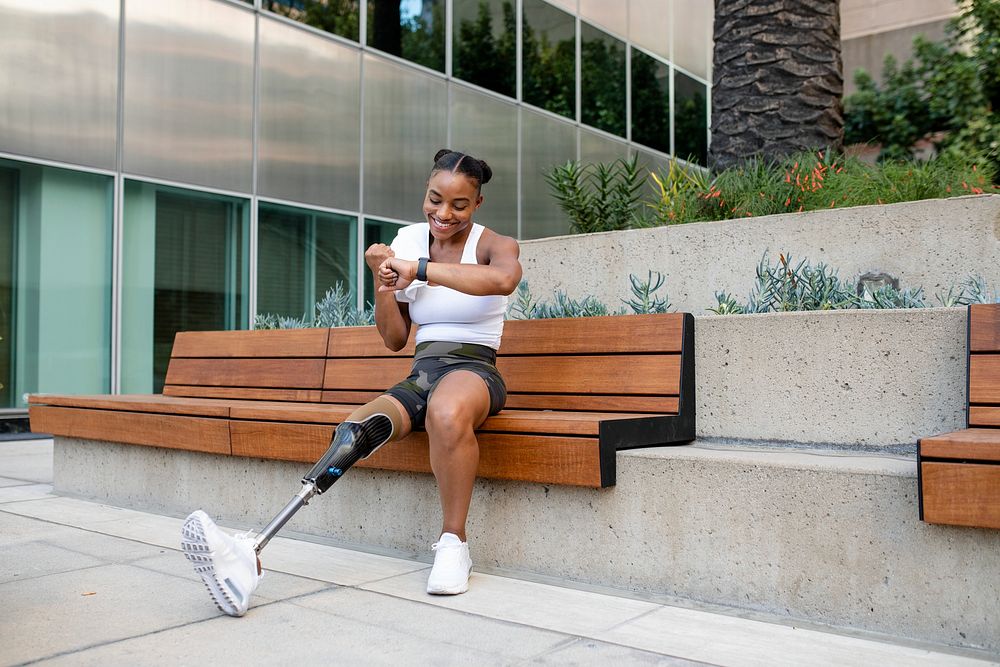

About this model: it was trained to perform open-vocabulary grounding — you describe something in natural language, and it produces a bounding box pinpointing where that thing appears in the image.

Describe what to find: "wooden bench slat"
[28,394,231,417]
[498,314,685,355]
[319,390,679,414]
[969,406,1000,427]
[164,386,326,402]
[166,358,327,389]
[228,402,651,436]
[28,405,231,455]
[172,329,331,358]
[920,461,1000,529]
[324,355,680,395]
[230,420,605,487]
[326,314,686,357]
[969,304,1000,353]
[968,354,1000,404]
[920,428,1000,461]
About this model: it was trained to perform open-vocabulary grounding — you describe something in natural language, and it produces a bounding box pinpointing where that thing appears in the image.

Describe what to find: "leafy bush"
[255,283,374,330]
[550,150,996,231]
[844,0,1000,179]
[708,253,997,315]
[545,154,651,234]
[510,272,671,319]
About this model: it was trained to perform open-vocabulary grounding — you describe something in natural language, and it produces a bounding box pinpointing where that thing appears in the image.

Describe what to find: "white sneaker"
[426,532,472,595]
[181,510,260,617]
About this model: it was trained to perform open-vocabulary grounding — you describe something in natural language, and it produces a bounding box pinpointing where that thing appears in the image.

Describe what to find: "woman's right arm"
[365,243,411,351]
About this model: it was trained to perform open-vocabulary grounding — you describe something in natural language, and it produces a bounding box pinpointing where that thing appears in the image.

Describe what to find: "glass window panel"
[672,0,712,79]
[628,0,670,61]
[257,203,358,321]
[0,159,112,408]
[258,17,361,210]
[579,0,626,38]
[367,0,445,72]
[0,0,119,170]
[580,129,627,164]
[521,0,576,120]
[453,0,517,97]
[631,48,671,154]
[363,55,448,221]
[265,0,360,41]
[123,0,254,193]
[363,218,406,304]
[122,181,249,394]
[449,85,518,238]
[520,108,576,240]
[545,0,577,12]
[580,22,626,137]
[674,70,708,166]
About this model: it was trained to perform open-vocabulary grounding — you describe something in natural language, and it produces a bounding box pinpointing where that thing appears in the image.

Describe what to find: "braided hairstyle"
[430,149,493,192]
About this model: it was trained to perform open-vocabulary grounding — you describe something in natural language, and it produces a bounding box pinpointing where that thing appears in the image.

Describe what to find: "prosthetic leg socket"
[251,414,394,554]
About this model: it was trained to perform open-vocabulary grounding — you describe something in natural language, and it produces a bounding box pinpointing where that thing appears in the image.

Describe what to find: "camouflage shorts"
[385,341,507,430]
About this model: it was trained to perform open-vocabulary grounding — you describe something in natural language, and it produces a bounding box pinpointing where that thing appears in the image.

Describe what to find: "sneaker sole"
[181,513,247,617]
[426,566,472,595]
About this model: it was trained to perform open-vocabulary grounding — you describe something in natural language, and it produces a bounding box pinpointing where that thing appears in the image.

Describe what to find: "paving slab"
[530,638,703,666]
[0,563,222,665]
[0,439,53,483]
[0,482,54,502]
[598,604,994,667]
[35,597,522,667]
[291,587,570,660]
[361,568,662,636]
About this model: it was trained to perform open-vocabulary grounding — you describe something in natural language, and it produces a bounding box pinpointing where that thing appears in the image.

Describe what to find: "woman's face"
[423,170,483,239]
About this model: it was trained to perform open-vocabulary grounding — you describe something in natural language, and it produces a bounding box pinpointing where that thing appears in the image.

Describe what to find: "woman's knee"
[424,399,474,438]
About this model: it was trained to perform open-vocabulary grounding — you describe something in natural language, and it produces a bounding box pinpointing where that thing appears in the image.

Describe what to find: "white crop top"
[390,223,507,349]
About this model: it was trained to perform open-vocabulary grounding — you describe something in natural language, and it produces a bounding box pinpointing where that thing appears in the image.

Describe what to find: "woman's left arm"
[378,234,522,297]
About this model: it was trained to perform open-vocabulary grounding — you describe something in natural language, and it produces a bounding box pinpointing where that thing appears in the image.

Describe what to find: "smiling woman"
[182,148,523,616]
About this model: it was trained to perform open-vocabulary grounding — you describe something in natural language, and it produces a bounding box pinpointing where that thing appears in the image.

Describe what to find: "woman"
[182,149,521,615]
[366,148,522,594]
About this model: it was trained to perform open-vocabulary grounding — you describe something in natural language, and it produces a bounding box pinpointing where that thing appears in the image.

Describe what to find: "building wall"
[841,0,958,95]
[0,0,712,407]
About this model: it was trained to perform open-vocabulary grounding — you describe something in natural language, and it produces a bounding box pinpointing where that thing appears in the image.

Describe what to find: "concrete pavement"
[1,438,996,666]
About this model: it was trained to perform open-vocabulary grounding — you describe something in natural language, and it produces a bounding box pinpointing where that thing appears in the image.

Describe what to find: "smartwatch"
[416,257,430,282]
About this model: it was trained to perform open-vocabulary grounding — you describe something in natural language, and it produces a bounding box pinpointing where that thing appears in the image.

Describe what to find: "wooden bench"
[918,303,1000,529]
[28,313,695,488]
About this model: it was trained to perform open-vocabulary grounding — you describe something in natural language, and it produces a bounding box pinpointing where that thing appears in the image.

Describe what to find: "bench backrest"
[968,303,1000,427]
[165,312,694,416]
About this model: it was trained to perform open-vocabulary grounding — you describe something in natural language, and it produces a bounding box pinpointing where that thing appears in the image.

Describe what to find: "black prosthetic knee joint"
[302,414,394,494]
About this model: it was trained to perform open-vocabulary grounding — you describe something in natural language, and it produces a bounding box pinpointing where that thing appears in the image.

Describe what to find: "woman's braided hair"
[431,149,493,191]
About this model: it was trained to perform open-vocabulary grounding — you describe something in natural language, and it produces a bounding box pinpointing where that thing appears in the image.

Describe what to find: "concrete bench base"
[54,436,1000,654]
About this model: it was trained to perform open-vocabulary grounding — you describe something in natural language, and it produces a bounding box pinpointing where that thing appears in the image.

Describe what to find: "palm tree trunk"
[710,0,844,170]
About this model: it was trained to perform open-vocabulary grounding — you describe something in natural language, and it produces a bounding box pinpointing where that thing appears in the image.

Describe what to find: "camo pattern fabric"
[385,341,507,429]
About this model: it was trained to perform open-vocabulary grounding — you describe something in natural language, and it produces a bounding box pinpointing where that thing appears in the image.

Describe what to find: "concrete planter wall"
[694,308,967,448]
[519,195,1000,315]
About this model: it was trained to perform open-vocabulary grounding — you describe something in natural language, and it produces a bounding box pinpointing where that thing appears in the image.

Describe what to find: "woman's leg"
[424,370,492,541]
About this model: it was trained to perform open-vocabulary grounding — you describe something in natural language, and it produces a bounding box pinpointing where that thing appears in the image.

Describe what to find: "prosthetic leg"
[183,402,400,616]
[251,413,395,553]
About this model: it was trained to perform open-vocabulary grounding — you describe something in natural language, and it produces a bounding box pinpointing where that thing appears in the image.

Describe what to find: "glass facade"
[453,0,516,97]
[522,0,576,120]
[258,202,357,321]
[122,182,249,394]
[0,0,711,405]
[368,0,446,72]
[0,159,112,408]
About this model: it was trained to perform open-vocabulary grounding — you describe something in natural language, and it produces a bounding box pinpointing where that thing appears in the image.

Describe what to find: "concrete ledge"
[520,194,1000,315]
[54,437,1000,653]
[694,308,968,446]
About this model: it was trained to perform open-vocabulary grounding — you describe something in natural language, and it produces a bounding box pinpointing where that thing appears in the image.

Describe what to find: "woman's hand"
[365,243,394,274]
[378,257,418,292]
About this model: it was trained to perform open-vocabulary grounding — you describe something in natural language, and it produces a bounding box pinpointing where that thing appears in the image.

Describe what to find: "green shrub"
[255,283,374,330]
[510,272,671,319]
[545,154,651,234]
[709,253,997,315]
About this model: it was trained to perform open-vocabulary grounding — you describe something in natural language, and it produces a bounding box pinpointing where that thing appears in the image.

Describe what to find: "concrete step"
[53,436,1000,655]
